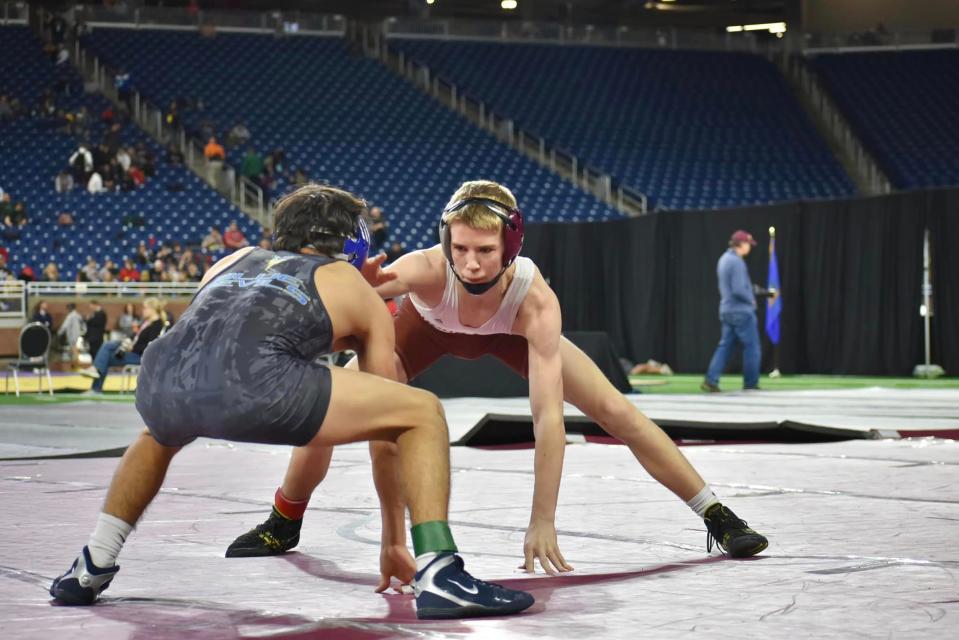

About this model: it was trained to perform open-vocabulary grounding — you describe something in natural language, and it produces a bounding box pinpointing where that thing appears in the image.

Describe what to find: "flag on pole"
[765,230,782,345]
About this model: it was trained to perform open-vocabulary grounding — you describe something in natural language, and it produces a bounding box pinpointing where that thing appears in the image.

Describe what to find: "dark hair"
[272,184,367,255]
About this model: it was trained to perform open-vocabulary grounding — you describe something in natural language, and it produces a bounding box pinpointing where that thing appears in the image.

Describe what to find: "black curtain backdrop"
[523,187,958,376]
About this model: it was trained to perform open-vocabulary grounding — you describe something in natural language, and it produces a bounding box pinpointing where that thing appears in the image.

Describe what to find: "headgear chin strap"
[438,197,525,296]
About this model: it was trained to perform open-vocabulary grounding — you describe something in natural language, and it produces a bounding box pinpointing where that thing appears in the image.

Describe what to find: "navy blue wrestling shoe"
[49,546,119,605]
[414,552,534,619]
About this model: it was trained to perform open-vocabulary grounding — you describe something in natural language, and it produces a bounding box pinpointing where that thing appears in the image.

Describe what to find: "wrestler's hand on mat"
[375,543,416,594]
[360,253,398,288]
[521,519,574,575]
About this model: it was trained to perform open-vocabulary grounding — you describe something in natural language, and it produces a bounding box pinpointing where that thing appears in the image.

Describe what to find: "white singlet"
[409,257,535,335]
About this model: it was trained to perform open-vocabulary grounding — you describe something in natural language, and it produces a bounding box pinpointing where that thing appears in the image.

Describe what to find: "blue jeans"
[91,340,142,391]
[705,310,761,389]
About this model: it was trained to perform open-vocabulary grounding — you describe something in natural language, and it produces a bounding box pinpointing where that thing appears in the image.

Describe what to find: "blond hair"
[442,180,518,231]
[143,297,169,324]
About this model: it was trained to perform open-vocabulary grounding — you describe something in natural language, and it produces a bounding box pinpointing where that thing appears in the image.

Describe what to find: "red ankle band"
[274,487,309,520]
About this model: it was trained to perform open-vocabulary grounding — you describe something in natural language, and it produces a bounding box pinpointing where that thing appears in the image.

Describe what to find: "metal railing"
[784,55,891,196]
[73,4,345,36]
[383,16,786,55]
[1,1,26,25]
[27,281,198,297]
[804,27,959,54]
[381,41,647,216]
[0,281,26,322]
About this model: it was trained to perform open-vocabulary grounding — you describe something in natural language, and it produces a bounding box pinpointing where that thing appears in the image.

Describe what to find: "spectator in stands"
[204,137,225,162]
[32,300,54,331]
[135,144,156,177]
[128,164,146,188]
[202,225,224,252]
[58,211,74,227]
[184,262,202,282]
[227,121,251,147]
[119,257,140,283]
[367,206,389,252]
[18,265,35,282]
[0,254,13,281]
[41,262,60,282]
[2,202,28,239]
[134,241,152,267]
[223,221,249,251]
[55,169,74,193]
[0,194,12,222]
[103,123,123,156]
[114,68,133,112]
[386,240,407,263]
[69,144,94,183]
[99,258,118,282]
[80,256,100,282]
[292,166,309,186]
[116,147,132,173]
[164,101,180,130]
[87,170,106,194]
[81,297,168,394]
[116,302,139,339]
[86,300,107,359]
[58,302,87,362]
[702,230,763,393]
[0,95,14,121]
[240,147,264,180]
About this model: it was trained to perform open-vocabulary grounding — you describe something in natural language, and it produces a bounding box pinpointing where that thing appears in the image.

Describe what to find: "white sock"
[87,512,133,568]
[686,485,720,518]
[415,552,440,573]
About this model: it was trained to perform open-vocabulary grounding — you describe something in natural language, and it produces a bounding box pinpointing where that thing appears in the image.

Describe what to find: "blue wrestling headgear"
[306,216,370,269]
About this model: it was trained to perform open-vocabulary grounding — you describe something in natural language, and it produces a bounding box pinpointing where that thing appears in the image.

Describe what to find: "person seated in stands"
[202,226,224,252]
[42,262,60,282]
[80,256,100,282]
[81,298,168,394]
[87,170,106,194]
[18,265,35,282]
[292,166,309,186]
[128,164,146,188]
[32,300,54,330]
[184,262,202,282]
[240,147,264,180]
[116,147,132,173]
[99,258,119,282]
[136,145,156,177]
[204,136,225,162]
[134,241,152,267]
[58,211,74,227]
[227,121,251,147]
[386,240,408,263]
[223,221,248,251]
[0,254,14,281]
[0,95,14,121]
[55,169,74,193]
[119,257,140,283]
[0,193,11,221]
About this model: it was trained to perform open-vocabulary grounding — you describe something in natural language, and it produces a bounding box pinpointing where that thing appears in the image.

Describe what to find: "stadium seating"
[810,50,959,190]
[82,28,623,253]
[0,25,255,281]
[389,39,857,210]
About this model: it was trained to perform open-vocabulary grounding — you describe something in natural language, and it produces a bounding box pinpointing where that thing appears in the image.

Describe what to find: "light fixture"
[501,0,518,10]
[726,22,787,34]
[426,0,435,5]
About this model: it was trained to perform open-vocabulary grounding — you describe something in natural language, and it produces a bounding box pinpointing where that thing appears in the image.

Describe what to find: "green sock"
[411,520,458,556]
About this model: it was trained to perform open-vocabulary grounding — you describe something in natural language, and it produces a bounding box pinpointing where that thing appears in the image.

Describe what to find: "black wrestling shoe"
[704,504,768,558]
[225,507,302,557]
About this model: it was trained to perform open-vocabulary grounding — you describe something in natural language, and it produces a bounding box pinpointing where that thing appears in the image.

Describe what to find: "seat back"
[19,322,51,361]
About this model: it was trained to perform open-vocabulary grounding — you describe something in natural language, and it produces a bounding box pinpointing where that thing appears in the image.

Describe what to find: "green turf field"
[1,373,955,406]
[630,373,959,394]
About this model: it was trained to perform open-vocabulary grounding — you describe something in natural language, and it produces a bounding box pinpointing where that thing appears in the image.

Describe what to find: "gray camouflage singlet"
[135,249,337,447]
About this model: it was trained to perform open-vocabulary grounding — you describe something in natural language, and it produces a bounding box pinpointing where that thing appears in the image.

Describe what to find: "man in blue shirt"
[702,230,762,392]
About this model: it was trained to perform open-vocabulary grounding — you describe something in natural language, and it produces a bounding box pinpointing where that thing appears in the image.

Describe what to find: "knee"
[593,394,637,435]
[411,390,448,435]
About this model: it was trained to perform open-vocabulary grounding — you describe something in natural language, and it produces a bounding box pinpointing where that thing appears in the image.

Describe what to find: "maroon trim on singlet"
[393,297,530,380]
